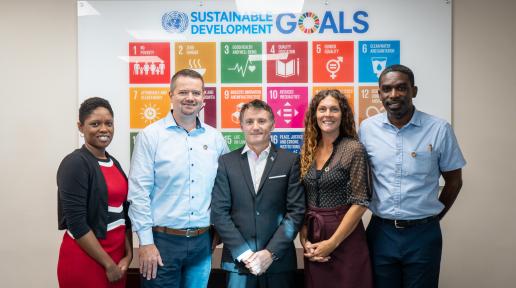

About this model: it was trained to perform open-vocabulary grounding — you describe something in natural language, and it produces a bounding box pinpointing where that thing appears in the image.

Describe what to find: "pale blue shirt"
[128,111,229,245]
[359,109,466,220]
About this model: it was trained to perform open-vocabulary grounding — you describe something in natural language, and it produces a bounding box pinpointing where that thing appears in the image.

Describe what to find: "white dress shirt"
[237,143,271,262]
[242,143,271,193]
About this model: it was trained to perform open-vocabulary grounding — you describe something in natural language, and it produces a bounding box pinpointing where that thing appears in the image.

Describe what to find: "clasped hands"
[242,250,273,276]
[303,239,337,262]
[105,254,131,283]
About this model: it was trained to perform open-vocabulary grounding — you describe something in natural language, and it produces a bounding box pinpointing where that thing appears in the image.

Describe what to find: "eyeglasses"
[176,90,203,97]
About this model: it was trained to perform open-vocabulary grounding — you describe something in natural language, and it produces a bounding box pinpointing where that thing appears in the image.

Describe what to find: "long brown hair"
[300,89,357,177]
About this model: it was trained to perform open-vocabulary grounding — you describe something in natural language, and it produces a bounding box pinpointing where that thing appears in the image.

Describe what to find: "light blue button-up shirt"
[128,111,229,245]
[359,109,466,220]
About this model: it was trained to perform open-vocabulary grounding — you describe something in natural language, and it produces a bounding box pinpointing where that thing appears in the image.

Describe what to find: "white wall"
[0,0,514,287]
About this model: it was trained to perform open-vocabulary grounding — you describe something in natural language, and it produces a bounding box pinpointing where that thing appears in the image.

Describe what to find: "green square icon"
[130,132,139,160]
[221,42,262,83]
[222,132,246,151]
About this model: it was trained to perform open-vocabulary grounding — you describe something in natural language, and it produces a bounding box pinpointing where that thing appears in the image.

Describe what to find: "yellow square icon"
[175,42,216,83]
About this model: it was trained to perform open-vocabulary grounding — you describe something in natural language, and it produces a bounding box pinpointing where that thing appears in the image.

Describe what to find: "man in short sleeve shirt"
[359,64,466,288]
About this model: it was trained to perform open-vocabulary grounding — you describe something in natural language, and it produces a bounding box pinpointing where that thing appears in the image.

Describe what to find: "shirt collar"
[381,107,422,128]
[242,142,271,157]
[164,110,204,131]
[408,108,422,127]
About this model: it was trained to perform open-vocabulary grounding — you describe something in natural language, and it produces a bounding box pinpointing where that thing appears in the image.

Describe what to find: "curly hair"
[300,89,357,177]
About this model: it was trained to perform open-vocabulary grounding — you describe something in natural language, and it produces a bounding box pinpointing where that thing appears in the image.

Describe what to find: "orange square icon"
[312,41,354,83]
[358,86,384,124]
[221,87,262,128]
[175,42,217,83]
[312,86,355,114]
[130,87,170,129]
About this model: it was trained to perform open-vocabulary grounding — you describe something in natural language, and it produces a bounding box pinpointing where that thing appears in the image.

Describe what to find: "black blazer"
[211,144,305,273]
[57,145,130,239]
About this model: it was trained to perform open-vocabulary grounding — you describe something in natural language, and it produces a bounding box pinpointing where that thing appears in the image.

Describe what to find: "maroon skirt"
[304,205,373,288]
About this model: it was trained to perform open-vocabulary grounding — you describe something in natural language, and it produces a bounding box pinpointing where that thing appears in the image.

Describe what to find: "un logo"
[162,11,189,33]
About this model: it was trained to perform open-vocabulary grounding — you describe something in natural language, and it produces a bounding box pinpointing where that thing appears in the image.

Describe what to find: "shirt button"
[192,196,195,199]
[190,147,193,150]
[191,163,194,166]
[191,212,194,215]
[191,179,194,183]
[256,211,260,216]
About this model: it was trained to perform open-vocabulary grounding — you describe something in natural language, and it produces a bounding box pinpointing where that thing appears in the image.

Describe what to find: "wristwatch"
[267,249,279,261]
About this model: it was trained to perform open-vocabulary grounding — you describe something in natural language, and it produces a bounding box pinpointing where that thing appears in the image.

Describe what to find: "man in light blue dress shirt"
[128,69,229,288]
[359,65,466,288]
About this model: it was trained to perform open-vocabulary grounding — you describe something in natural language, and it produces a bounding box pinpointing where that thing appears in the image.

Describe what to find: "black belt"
[372,215,439,229]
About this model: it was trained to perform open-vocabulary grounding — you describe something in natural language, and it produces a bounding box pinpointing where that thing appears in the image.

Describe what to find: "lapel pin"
[324,167,329,172]
[270,156,275,161]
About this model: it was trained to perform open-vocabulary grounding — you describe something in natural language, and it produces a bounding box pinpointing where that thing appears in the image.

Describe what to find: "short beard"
[390,105,414,119]
[390,110,406,119]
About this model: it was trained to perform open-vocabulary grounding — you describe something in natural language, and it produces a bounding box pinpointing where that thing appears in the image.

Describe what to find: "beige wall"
[0,0,77,287]
[443,0,516,286]
[0,0,514,287]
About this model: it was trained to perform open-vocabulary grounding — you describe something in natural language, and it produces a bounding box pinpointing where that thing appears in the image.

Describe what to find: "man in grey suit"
[211,99,305,288]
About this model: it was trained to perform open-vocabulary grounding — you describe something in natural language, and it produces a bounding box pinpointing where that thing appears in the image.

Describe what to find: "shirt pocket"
[202,148,219,179]
[266,170,289,190]
[268,174,287,180]
[406,151,435,176]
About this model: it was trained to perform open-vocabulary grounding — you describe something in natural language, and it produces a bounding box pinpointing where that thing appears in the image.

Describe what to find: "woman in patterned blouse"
[300,89,373,288]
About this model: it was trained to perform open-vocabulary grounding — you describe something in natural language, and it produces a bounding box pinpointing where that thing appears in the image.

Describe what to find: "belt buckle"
[185,228,197,238]
[394,220,405,229]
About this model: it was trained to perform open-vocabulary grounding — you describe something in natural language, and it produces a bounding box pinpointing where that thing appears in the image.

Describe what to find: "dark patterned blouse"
[303,137,370,208]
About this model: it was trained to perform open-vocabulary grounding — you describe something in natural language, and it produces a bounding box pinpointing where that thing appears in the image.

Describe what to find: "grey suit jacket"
[211,144,305,273]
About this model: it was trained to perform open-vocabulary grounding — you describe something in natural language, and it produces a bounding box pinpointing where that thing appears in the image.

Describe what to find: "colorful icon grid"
[128,40,400,154]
